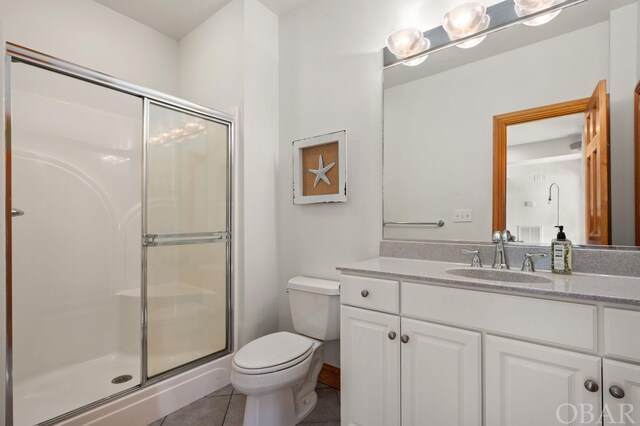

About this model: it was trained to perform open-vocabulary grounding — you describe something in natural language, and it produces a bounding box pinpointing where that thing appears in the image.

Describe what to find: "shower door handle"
[11,208,25,217]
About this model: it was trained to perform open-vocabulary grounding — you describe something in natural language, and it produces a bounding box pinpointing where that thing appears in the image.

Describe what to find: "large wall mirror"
[383,0,640,247]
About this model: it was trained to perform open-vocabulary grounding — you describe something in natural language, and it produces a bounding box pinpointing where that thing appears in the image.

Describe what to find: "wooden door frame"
[492,98,591,232]
[635,81,640,245]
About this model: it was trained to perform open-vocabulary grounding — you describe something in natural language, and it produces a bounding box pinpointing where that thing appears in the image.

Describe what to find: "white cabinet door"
[401,318,481,426]
[341,305,400,426]
[603,359,640,425]
[486,335,601,426]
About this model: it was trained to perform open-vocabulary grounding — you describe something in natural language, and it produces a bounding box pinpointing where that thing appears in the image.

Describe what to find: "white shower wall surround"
[11,64,143,383]
[4,44,233,426]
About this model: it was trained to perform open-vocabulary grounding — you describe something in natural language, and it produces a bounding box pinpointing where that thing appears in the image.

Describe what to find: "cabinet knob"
[609,385,625,399]
[388,331,396,340]
[361,289,369,298]
[584,380,599,393]
[400,335,410,344]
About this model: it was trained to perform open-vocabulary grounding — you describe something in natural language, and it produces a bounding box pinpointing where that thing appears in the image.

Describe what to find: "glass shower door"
[9,62,143,425]
[145,101,230,377]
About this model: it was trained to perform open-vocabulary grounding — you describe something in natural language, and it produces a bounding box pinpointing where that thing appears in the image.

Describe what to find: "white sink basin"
[446,268,553,284]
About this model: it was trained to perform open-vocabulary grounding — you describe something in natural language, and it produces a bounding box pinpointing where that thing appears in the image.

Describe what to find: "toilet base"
[242,386,320,426]
[294,390,318,423]
[235,340,325,426]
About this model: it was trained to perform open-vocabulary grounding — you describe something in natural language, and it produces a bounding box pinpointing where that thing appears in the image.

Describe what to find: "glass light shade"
[457,33,487,49]
[514,0,562,26]
[404,37,430,66]
[443,2,487,36]
[386,28,430,66]
[403,53,428,66]
[442,2,490,49]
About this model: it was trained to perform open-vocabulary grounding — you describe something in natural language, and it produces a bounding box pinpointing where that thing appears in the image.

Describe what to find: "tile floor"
[147,382,340,426]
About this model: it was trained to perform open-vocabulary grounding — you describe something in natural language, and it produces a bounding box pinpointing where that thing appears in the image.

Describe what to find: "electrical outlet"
[454,209,472,223]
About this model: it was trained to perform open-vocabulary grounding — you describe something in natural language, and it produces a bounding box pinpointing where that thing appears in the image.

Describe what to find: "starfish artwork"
[308,155,336,188]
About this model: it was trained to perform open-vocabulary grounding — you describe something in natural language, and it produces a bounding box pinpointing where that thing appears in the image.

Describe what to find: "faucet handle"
[502,229,515,242]
[461,249,482,268]
[521,253,547,272]
[492,231,503,243]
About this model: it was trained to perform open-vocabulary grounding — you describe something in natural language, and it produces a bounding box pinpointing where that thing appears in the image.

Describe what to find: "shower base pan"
[14,353,139,425]
[13,351,231,425]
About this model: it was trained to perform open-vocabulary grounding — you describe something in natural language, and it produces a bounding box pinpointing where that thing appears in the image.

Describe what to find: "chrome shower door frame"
[3,42,234,426]
[142,97,234,383]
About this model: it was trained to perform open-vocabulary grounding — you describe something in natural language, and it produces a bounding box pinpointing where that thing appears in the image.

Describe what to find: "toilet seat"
[233,332,314,375]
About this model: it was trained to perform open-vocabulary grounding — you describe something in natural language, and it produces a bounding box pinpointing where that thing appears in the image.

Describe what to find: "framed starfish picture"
[292,130,347,204]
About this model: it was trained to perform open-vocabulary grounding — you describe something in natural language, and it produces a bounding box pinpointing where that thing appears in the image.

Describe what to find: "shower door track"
[3,42,234,426]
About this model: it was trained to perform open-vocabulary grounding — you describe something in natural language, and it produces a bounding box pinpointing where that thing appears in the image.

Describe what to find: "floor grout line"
[220,394,233,426]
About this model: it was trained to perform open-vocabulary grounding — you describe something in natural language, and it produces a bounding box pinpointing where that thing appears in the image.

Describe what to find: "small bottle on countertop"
[551,225,572,274]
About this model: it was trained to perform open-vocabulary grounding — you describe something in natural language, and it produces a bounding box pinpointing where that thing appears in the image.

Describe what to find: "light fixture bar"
[383,0,587,68]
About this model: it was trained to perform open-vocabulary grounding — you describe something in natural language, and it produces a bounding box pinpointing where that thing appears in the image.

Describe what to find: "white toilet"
[231,276,340,426]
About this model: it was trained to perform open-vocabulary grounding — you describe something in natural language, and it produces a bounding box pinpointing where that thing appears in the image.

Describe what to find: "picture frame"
[292,130,347,205]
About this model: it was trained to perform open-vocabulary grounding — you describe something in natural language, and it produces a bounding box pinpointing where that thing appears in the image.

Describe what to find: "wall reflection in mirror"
[383,0,640,247]
[507,113,585,244]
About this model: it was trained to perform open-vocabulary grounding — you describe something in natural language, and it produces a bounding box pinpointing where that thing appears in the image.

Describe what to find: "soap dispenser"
[551,225,572,274]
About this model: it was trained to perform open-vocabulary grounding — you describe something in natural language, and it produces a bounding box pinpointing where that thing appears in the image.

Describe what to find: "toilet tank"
[287,276,340,341]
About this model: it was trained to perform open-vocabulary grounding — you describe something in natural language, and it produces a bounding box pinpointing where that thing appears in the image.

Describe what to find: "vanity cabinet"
[485,335,601,426]
[340,274,640,426]
[400,318,481,426]
[341,305,400,426]
[340,278,480,426]
[603,360,640,425]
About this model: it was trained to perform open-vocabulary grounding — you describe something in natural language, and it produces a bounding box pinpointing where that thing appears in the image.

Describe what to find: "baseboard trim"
[317,363,340,390]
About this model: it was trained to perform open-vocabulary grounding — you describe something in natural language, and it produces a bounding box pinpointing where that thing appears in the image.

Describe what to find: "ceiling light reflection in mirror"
[514,0,563,26]
[149,121,207,146]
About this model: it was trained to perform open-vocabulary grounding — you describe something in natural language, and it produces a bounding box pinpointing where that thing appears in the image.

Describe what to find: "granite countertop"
[337,257,640,306]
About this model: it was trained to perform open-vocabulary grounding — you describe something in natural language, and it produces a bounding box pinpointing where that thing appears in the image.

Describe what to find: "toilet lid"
[234,332,314,372]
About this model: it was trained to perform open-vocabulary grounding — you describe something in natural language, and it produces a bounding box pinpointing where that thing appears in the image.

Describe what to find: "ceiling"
[508,113,584,146]
[94,0,308,40]
[507,114,584,165]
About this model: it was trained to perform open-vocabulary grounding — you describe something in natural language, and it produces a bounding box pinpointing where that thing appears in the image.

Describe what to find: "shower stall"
[3,43,233,425]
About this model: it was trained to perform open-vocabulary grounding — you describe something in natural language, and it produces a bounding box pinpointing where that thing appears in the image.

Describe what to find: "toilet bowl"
[230,276,340,426]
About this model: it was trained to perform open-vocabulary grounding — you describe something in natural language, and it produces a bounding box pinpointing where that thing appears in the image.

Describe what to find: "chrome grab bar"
[151,237,224,247]
[143,232,228,247]
[384,220,445,227]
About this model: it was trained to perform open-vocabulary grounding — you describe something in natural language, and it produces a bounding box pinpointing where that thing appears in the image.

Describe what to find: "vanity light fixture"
[386,27,430,66]
[442,2,490,49]
[514,0,562,26]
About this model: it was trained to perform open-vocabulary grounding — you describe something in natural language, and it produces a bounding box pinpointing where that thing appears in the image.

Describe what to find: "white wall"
[637,2,640,80]
[242,0,280,345]
[507,159,584,245]
[610,3,638,246]
[384,23,610,242]
[277,0,406,367]
[0,0,179,95]
[0,24,6,426]
[178,0,280,348]
[177,0,244,114]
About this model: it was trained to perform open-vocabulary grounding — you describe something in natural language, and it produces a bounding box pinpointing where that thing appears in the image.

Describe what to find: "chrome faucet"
[548,183,560,226]
[460,249,482,268]
[492,230,511,269]
[521,253,547,272]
